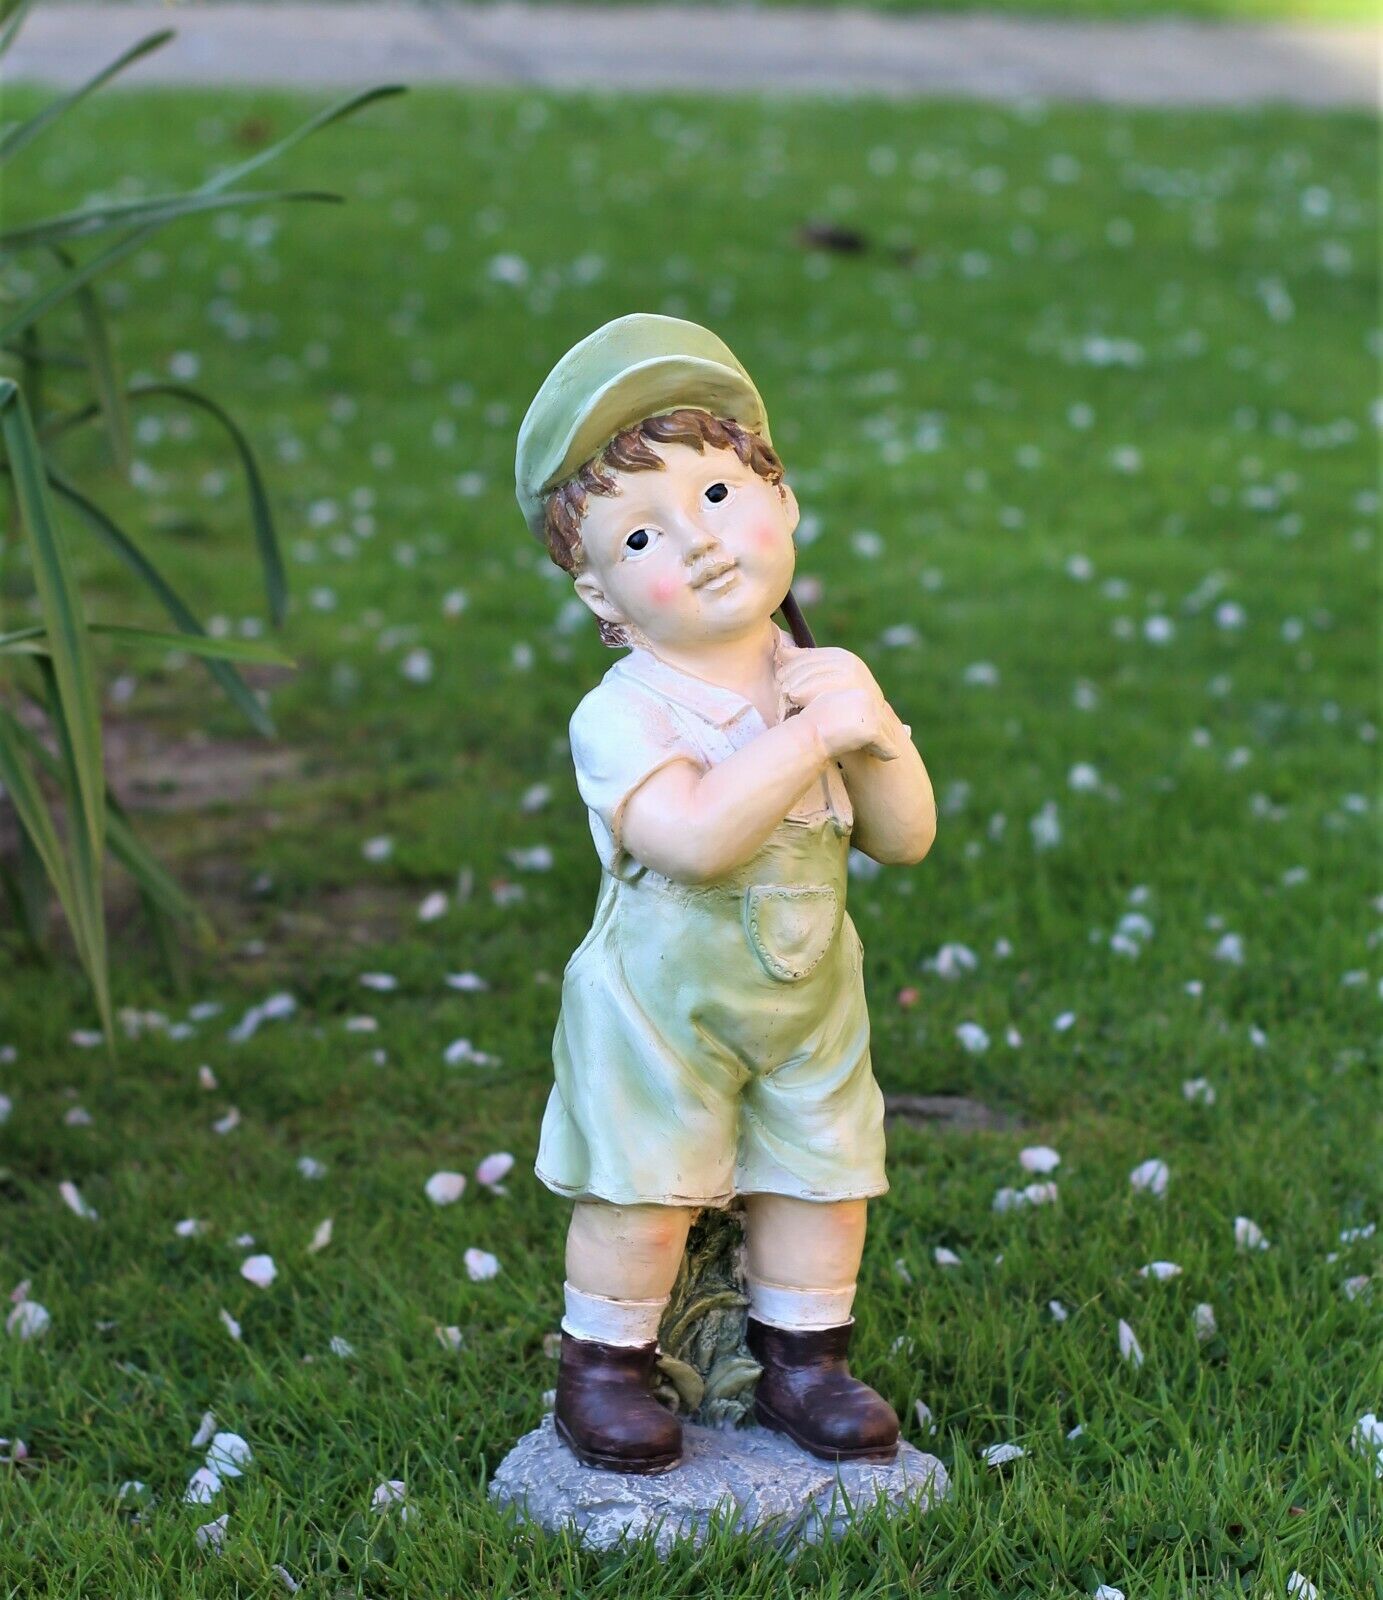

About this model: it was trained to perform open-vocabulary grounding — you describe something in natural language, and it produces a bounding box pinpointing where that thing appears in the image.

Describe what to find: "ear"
[779,480,800,534]
[573,570,628,631]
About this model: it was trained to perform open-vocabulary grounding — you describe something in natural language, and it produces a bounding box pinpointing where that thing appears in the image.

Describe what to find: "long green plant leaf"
[35,659,111,1041]
[0,380,104,863]
[0,704,77,920]
[1,188,340,253]
[0,622,293,665]
[0,29,174,165]
[129,382,287,626]
[0,85,402,342]
[6,706,206,934]
[0,0,36,59]
[45,471,276,735]
[58,245,131,475]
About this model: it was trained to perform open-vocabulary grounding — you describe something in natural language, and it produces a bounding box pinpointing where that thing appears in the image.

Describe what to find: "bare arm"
[838,706,937,866]
[779,646,936,867]
[620,690,891,885]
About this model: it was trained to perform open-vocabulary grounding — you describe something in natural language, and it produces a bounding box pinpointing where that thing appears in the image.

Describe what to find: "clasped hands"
[778,644,902,764]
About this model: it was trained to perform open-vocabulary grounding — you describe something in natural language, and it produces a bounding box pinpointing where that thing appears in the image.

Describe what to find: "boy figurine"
[514,314,937,1475]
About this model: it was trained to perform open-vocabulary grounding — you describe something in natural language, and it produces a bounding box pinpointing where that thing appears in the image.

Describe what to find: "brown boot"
[747,1317,900,1463]
[554,1331,683,1474]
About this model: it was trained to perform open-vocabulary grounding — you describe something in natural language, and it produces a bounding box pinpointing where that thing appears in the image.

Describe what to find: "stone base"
[489,1415,949,1555]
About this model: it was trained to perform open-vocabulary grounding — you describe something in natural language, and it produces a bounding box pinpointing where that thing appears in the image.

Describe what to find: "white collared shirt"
[568,629,853,882]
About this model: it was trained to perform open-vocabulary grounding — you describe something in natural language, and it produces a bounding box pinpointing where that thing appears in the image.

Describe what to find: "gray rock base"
[490,1415,949,1555]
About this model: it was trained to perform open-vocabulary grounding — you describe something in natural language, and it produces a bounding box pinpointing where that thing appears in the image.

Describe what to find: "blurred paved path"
[8,3,1378,107]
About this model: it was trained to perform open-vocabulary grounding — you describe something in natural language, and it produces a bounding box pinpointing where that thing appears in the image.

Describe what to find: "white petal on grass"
[1194,1303,1217,1341]
[425,1171,466,1206]
[443,1037,496,1067]
[195,1512,228,1551]
[59,1180,98,1221]
[417,891,448,923]
[1215,932,1245,965]
[928,942,978,980]
[956,1021,990,1054]
[329,1335,355,1357]
[233,1233,256,1249]
[184,1466,222,1505]
[914,1399,938,1435]
[240,1254,277,1289]
[1129,1158,1169,1196]
[435,1324,464,1352]
[361,835,394,863]
[359,973,398,992]
[1234,1216,1270,1252]
[994,1182,1058,1213]
[307,1218,333,1253]
[1094,1587,1127,1600]
[372,1479,407,1513]
[1118,1319,1144,1367]
[1066,1423,1084,1440]
[444,971,489,992]
[1053,1011,1077,1032]
[273,1566,301,1594]
[1019,1146,1060,1174]
[198,1065,218,1091]
[464,1247,500,1281]
[1286,1574,1319,1600]
[296,1156,327,1181]
[1182,1077,1216,1105]
[6,1301,50,1340]
[190,1410,217,1449]
[1048,1300,1069,1322]
[980,1442,1025,1467]
[933,1247,962,1268]
[1352,1412,1383,1477]
[212,1107,241,1136]
[218,1307,242,1341]
[476,1151,515,1188]
[1138,1261,1183,1281]
[205,1433,251,1479]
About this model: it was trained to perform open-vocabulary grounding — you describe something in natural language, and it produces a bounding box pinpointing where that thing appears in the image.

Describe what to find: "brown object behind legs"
[554,1331,683,1474]
[746,1317,899,1463]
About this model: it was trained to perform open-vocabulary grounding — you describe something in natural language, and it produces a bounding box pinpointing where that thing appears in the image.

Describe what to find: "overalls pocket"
[742,884,839,982]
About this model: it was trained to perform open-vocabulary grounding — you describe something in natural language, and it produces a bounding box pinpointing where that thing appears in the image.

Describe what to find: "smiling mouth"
[692,560,739,590]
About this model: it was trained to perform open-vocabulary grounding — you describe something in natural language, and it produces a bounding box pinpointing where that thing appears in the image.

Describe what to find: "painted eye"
[704,482,729,504]
[625,528,652,552]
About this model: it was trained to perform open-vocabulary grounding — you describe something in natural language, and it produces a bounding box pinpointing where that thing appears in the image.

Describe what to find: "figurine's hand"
[779,645,882,709]
[801,689,899,763]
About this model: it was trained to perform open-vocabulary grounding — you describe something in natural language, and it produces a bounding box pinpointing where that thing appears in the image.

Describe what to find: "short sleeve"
[569,680,704,878]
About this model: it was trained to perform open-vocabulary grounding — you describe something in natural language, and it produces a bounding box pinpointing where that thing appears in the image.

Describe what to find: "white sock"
[561,1281,668,1348]
[746,1277,856,1331]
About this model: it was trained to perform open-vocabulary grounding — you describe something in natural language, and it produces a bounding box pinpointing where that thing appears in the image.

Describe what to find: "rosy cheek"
[755,523,781,552]
[650,574,680,607]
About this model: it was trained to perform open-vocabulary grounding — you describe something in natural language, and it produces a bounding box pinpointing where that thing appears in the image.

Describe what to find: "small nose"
[682,521,719,563]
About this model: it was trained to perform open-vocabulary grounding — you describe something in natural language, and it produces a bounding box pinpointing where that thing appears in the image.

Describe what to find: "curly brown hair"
[542,407,786,647]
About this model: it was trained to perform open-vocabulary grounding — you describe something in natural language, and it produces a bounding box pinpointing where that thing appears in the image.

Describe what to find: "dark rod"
[778,588,816,649]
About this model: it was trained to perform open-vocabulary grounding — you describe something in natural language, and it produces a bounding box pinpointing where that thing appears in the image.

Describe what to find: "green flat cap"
[515,312,771,542]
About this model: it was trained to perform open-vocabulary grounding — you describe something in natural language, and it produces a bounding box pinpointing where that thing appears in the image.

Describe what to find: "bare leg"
[565,1199,696,1300]
[743,1194,867,1291]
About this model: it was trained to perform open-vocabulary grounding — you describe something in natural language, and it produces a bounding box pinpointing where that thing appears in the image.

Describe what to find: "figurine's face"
[572,440,799,651]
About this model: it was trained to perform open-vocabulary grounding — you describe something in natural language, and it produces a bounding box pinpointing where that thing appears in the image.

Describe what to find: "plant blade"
[130,383,286,626]
[0,29,174,165]
[0,188,341,253]
[0,379,104,863]
[47,471,276,736]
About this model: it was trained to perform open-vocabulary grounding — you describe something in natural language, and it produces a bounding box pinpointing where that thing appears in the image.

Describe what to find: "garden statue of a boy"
[515,314,937,1476]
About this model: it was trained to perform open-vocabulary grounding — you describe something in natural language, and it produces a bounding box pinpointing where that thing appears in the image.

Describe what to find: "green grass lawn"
[1,85,1380,1598]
